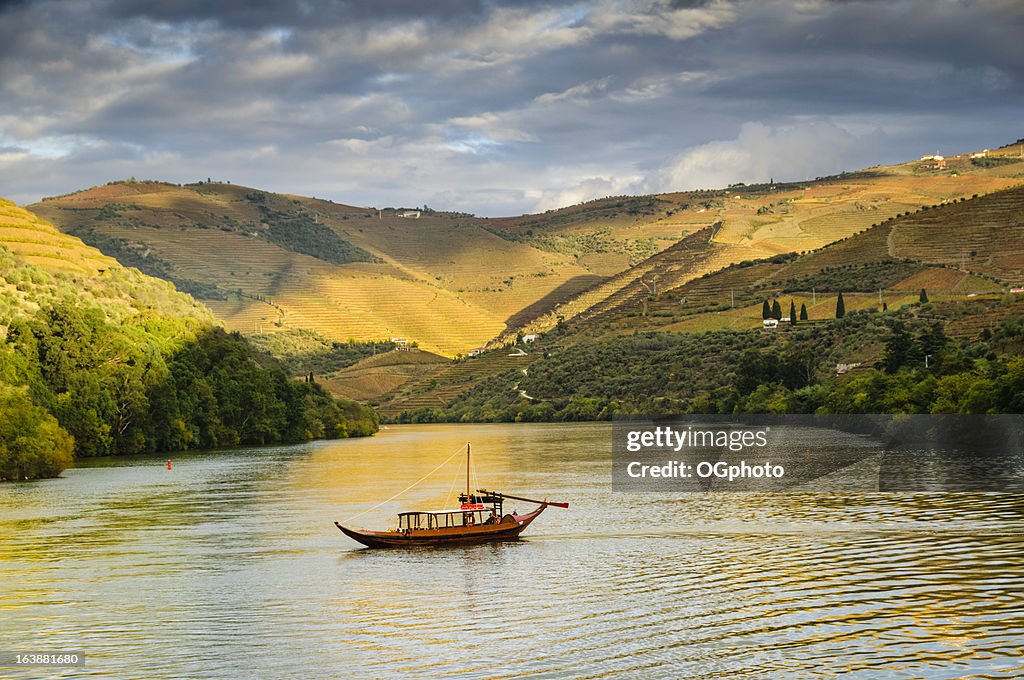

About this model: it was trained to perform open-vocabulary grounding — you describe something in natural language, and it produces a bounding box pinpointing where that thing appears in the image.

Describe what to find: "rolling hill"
[29,182,592,356]
[28,142,1024,359]
[373,180,1024,418]
[597,183,1024,336]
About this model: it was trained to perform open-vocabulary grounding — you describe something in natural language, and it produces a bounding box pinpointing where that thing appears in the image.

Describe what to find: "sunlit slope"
[375,349,538,418]
[478,145,1024,337]
[375,181,1024,416]
[27,142,1024,355]
[318,349,450,404]
[583,184,1024,336]
[492,224,742,345]
[29,182,592,356]
[0,197,116,275]
[0,197,212,330]
[488,145,1023,258]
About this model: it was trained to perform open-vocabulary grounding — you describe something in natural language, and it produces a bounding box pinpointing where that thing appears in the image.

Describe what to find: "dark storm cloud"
[1,0,1022,215]
[102,0,584,31]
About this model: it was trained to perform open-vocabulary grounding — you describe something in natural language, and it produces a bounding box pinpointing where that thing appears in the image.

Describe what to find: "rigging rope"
[339,442,470,524]
[442,453,462,511]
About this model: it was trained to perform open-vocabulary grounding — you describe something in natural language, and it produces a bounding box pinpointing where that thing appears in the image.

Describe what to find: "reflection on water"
[1,423,1023,678]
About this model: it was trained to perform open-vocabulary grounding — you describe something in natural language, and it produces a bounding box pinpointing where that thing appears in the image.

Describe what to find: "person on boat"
[484,510,498,525]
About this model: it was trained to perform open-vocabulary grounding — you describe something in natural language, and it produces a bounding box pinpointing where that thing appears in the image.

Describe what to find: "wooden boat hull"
[337,504,548,548]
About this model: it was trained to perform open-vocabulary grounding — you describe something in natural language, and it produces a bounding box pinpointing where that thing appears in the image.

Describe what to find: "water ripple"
[2,424,1023,678]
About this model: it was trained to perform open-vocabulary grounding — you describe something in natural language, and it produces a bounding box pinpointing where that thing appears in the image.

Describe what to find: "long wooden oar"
[477,489,569,508]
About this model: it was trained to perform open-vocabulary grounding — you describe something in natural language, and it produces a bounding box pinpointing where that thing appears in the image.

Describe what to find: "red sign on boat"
[460,503,486,510]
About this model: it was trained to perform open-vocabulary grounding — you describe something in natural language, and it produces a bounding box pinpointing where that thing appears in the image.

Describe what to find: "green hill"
[0,198,377,481]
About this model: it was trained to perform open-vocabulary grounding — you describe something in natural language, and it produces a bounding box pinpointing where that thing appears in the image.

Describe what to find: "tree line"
[395,307,1024,423]
[0,303,378,481]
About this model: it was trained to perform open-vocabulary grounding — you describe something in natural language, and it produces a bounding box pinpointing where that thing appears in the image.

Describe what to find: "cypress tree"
[771,299,781,320]
[789,300,797,324]
[836,292,846,318]
[919,288,928,303]
[799,303,808,320]
[762,300,771,319]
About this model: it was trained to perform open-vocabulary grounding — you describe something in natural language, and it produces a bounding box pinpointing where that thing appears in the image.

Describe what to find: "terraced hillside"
[480,145,1024,338]
[0,198,122,276]
[492,224,740,345]
[945,297,1024,338]
[385,175,1024,421]
[30,182,573,356]
[576,184,1024,337]
[0,198,211,330]
[27,144,1024,358]
[374,349,539,418]
[318,349,451,404]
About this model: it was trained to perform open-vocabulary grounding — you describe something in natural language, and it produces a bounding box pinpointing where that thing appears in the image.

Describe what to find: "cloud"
[532,175,641,212]
[534,78,612,106]
[644,120,886,192]
[586,0,741,40]
[0,0,1022,214]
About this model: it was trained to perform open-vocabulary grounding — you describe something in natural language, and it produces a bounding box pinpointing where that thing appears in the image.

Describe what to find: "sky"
[1,0,1022,216]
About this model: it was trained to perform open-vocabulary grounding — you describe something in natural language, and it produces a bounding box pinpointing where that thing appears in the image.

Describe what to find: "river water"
[1,423,1022,679]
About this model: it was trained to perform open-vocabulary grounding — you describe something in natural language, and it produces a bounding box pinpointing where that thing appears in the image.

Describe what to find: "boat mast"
[466,443,471,500]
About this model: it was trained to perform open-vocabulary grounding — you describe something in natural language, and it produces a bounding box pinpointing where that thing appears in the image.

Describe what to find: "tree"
[919,288,928,303]
[0,385,74,481]
[913,322,949,367]
[762,300,771,320]
[733,349,782,395]
[771,299,782,320]
[883,320,912,373]
[799,303,808,321]
[836,292,846,319]
[789,300,797,325]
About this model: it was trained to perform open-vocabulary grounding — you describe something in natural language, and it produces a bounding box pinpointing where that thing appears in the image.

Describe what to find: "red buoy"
[167,460,172,470]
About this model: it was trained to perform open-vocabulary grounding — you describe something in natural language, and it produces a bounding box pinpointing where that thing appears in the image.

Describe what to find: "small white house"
[399,210,421,219]
[391,337,410,351]
[522,333,539,343]
[762,319,779,329]
[1011,288,1024,294]
[467,348,485,357]
[780,317,791,323]
[971,150,989,159]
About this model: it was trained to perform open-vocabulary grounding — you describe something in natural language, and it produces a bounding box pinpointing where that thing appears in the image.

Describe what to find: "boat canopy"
[398,508,494,517]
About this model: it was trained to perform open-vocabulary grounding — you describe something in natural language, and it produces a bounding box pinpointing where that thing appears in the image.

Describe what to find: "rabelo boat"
[335,444,568,548]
